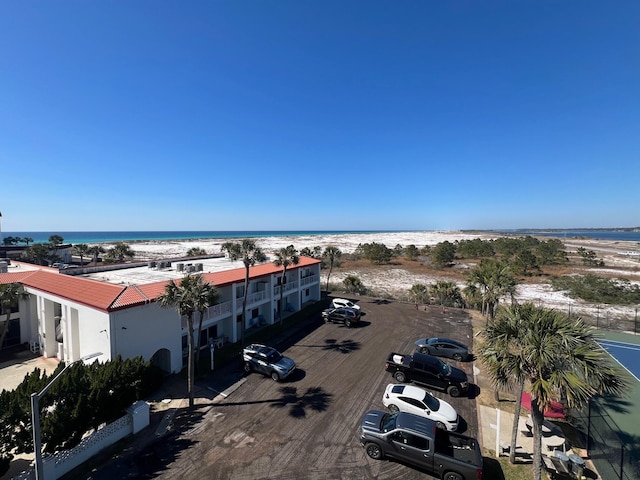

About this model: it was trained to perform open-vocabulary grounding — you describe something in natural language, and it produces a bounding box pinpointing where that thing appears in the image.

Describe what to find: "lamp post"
[31,352,101,480]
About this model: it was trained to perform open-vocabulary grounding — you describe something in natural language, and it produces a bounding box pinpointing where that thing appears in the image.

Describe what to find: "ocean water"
[1,230,401,245]
[499,230,640,242]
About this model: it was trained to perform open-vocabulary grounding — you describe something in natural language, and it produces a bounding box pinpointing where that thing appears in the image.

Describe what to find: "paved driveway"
[69,300,479,480]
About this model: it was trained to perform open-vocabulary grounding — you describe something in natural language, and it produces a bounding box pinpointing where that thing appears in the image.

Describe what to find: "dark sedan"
[414,337,470,361]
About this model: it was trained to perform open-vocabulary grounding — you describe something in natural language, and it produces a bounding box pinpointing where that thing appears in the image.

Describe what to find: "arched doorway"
[151,348,171,373]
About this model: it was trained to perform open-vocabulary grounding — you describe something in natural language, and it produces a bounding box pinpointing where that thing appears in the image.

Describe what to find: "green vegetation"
[466,259,518,319]
[105,242,135,263]
[20,244,55,265]
[343,274,365,294]
[186,247,207,256]
[2,236,33,246]
[72,243,90,265]
[409,283,429,304]
[429,280,464,307]
[551,274,640,304]
[354,242,393,264]
[575,247,604,266]
[431,240,456,267]
[0,356,162,473]
[479,302,630,480]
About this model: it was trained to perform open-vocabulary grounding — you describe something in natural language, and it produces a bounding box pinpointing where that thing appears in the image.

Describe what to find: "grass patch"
[482,456,535,480]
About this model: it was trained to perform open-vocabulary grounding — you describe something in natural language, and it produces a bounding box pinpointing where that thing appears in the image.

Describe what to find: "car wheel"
[448,386,461,397]
[394,371,406,383]
[345,319,352,328]
[365,442,383,460]
[420,347,429,354]
[452,353,463,362]
[243,362,252,373]
[271,371,280,382]
[443,472,463,480]
[435,421,446,430]
[388,404,399,413]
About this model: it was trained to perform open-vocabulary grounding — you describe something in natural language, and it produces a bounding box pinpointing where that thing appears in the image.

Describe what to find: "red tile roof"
[1,257,321,312]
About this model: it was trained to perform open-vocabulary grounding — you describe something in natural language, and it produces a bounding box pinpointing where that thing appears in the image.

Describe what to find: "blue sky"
[1,1,638,232]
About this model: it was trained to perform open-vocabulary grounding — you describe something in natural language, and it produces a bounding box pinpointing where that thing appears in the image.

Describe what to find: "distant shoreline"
[3,228,640,246]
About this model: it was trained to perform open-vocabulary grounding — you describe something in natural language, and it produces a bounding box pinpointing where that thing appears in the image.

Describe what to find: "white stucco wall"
[111,303,183,373]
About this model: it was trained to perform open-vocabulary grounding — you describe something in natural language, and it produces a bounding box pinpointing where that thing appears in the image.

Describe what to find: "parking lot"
[76,300,479,480]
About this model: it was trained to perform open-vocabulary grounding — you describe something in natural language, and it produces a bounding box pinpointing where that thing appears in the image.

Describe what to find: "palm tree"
[107,242,135,263]
[0,283,30,350]
[409,283,429,305]
[480,302,535,463]
[273,245,299,324]
[88,245,106,266]
[429,280,464,308]
[48,235,64,246]
[73,244,90,266]
[466,259,517,320]
[480,302,630,480]
[322,246,342,295]
[157,274,216,407]
[193,278,219,373]
[221,239,266,345]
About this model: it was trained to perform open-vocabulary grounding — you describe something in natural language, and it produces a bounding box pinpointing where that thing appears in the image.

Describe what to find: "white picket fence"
[13,401,149,480]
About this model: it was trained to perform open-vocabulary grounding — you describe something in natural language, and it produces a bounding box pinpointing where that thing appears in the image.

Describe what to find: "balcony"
[235,290,267,310]
[208,301,231,319]
[300,275,316,287]
[274,281,298,296]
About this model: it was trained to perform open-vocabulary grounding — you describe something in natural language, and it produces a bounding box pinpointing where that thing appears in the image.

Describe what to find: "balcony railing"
[235,290,267,310]
[300,275,317,286]
[208,301,231,319]
[274,281,298,296]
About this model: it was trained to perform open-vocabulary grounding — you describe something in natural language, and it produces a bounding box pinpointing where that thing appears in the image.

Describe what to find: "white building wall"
[24,287,111,364]
[111,304,183,373]
[14,262,321,373]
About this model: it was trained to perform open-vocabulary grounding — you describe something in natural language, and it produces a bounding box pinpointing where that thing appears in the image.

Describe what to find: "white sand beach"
[99,231,640,326]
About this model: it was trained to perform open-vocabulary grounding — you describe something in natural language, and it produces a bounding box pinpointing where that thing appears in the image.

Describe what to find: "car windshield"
[381,412,399,432]
[422,392,440,411]
[266,351,283,363]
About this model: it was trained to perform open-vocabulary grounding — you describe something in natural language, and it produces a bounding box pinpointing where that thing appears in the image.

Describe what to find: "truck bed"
[434,429,482,465]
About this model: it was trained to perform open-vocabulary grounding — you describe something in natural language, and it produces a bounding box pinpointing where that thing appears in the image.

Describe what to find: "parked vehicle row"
[322,297,363,327]
[385,351,469,397]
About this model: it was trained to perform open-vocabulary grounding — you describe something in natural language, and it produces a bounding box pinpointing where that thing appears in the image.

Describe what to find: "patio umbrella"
[521,391,565,419]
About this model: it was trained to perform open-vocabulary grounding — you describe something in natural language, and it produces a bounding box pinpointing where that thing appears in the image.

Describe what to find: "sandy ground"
[100,231,640,327]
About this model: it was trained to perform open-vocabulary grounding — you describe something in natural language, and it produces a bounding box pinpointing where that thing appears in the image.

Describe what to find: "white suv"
[330,298,361,310]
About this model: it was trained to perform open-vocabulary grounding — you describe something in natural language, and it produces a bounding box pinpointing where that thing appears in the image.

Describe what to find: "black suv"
[322,307,360,327]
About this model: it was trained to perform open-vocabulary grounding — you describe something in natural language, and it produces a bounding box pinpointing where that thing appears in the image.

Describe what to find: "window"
[407,434,429,450]
[401,397,425,410]
[389,431,429,450]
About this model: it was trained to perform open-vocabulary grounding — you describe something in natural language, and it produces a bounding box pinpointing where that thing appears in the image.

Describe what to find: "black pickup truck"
[385,352,469,397]
[359,410,483,480]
